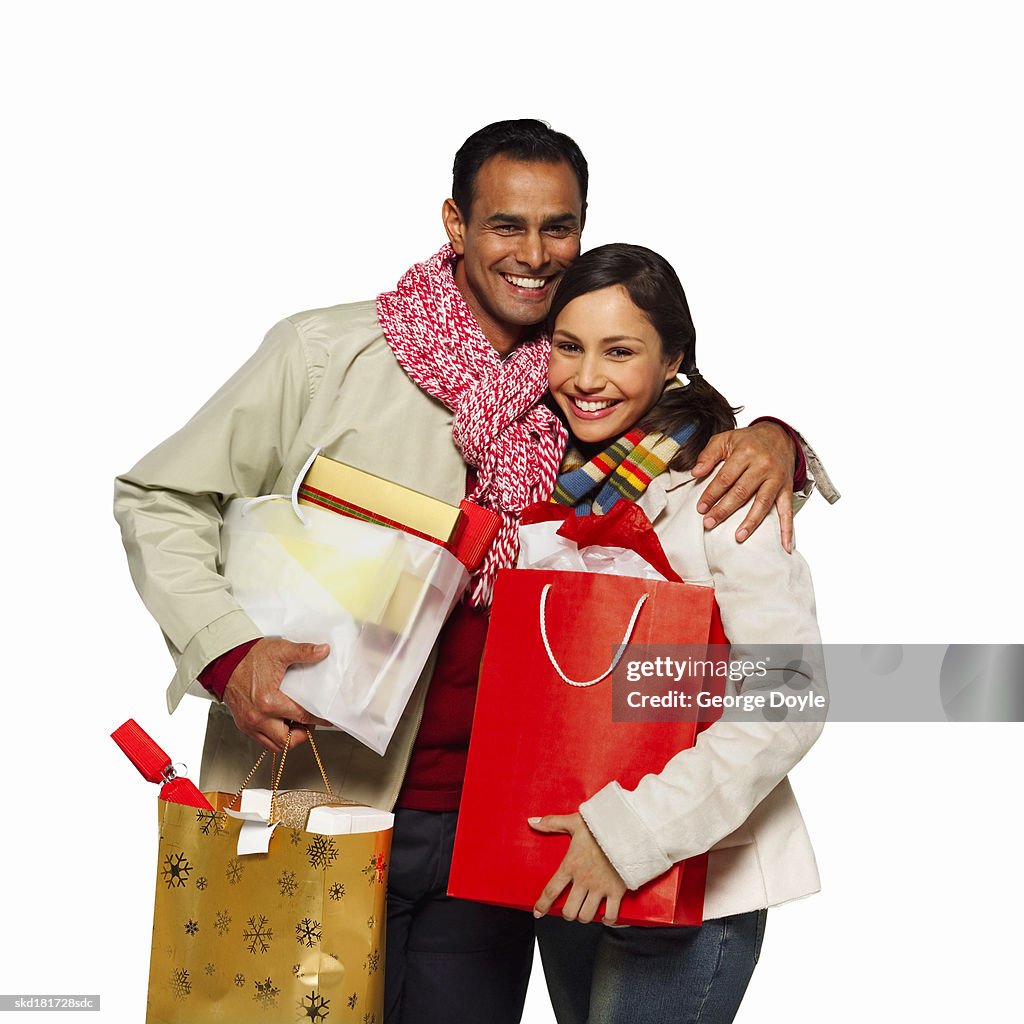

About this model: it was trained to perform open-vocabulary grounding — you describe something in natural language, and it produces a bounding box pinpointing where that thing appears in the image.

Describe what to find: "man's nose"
[514,231,546,271]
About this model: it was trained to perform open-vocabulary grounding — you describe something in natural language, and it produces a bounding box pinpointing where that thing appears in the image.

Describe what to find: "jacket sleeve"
[792,428,841,508]
[113,316,313,708]
[578,503,827,891]
[749,416,842,512]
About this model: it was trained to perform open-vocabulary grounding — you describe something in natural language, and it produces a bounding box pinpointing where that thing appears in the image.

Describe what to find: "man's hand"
[691,421,797,552]
[529,812,627,925]
[222,637,332,753]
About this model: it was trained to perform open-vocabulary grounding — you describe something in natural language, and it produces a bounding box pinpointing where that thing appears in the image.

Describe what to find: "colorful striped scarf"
[551,421,697,515]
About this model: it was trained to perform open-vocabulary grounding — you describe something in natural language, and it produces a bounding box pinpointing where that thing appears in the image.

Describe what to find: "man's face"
[443,155,584,353]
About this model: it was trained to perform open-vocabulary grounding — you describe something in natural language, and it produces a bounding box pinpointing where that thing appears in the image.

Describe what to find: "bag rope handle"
[240,445,323,527]
[539,582,648,688]
[228,726,334,824]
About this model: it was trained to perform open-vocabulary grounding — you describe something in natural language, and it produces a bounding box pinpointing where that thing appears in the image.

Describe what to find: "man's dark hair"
[452,119,589,218]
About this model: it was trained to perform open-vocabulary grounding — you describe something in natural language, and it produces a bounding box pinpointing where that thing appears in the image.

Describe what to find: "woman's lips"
[567,395,621,419]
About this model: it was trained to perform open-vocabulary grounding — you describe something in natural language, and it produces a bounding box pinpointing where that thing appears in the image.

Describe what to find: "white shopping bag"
[221,496,468,754]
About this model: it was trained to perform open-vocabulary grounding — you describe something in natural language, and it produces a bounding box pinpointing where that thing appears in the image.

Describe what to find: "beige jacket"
[579,475,826,919]
[114,299,469,807]
[115,297,831,851]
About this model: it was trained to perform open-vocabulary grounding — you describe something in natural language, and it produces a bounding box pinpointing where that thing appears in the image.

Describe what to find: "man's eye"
[545,226,571,237]
[493,224,520,234]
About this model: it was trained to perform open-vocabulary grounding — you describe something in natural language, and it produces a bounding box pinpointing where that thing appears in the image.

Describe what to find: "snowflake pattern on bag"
[169,968,191,999]
[243,914,273,955]
[162,851,191,888]
[295,917,322,948]
[147,797,389,1021]
[307,835,338,871]
[299,991,331,1022]
[196,809,226,836]
[252,976,280,1009]
[361,854,387,885]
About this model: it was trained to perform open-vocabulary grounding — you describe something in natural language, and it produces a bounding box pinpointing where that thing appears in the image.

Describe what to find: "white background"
[2,2,1022,1020]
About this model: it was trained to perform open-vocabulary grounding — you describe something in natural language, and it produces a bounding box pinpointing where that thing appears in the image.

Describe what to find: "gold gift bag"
[145,741,390,1023]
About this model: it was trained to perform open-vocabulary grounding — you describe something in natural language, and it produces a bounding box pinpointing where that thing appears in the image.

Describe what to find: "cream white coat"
[579,473,826,920]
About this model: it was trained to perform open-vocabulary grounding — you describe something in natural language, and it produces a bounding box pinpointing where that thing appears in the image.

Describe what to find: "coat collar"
[635,468,696,523]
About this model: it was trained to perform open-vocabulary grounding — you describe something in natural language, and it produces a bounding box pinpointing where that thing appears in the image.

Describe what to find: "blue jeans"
[535,909,766,1024]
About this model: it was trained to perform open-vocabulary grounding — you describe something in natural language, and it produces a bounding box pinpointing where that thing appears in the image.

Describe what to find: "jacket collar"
[635,468,696,523]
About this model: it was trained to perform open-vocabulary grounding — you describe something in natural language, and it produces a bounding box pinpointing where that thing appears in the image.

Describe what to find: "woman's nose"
[575,356,606,391]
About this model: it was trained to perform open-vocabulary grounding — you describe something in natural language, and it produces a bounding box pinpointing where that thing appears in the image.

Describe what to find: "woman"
[529,243,825,1024]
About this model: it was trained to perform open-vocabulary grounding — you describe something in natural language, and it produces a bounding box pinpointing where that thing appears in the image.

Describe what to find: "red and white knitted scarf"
[377,244,567,605]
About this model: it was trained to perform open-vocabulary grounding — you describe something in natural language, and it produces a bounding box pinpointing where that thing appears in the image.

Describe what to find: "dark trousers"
[385,808,536,1024]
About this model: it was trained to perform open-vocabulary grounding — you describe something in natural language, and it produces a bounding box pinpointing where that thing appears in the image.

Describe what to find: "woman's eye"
[608,348,634,358]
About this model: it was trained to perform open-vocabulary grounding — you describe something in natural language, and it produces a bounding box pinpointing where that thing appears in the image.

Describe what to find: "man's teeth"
[503,274,547,289]
[573,398,616,412]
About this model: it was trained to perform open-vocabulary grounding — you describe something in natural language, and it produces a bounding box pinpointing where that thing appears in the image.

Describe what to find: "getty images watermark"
[0,995,100,1011]
[609,645,1024,723]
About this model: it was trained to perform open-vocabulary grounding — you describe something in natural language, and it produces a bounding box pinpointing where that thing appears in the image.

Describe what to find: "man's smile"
[499,272,555,294]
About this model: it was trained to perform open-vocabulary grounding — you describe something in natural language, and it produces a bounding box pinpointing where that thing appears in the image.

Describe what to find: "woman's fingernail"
[527,817,541,825]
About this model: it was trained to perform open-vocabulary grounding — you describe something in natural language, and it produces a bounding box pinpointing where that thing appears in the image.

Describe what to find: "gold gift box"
[298,455,463,547]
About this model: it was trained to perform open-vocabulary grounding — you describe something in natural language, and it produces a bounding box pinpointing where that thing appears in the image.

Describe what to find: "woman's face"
[548,285,682,445]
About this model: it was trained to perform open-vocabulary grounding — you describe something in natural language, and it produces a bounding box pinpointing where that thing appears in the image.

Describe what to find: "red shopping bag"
[449,503,726,927]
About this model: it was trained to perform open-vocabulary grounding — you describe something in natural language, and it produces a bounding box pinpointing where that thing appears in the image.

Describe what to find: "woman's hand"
[529,812,627,925]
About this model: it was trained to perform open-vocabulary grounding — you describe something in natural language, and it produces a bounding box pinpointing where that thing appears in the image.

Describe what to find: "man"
[115,119,835,1023]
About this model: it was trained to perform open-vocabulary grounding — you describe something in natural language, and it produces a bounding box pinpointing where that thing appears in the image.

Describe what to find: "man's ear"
[579,200,588,234]
[442,198,467,255]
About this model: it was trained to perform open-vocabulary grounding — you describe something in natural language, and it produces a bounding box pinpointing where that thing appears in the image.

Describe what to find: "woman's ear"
[664,352,684,381]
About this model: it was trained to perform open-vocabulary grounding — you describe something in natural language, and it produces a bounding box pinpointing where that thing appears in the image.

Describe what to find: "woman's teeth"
[572,398,616,412]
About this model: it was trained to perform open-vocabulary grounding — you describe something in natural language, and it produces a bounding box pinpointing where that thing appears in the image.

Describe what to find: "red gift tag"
[111,719,214,810]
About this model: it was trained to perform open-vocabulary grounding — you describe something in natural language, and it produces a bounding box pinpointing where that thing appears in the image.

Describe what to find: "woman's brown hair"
[547,243,741,470]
